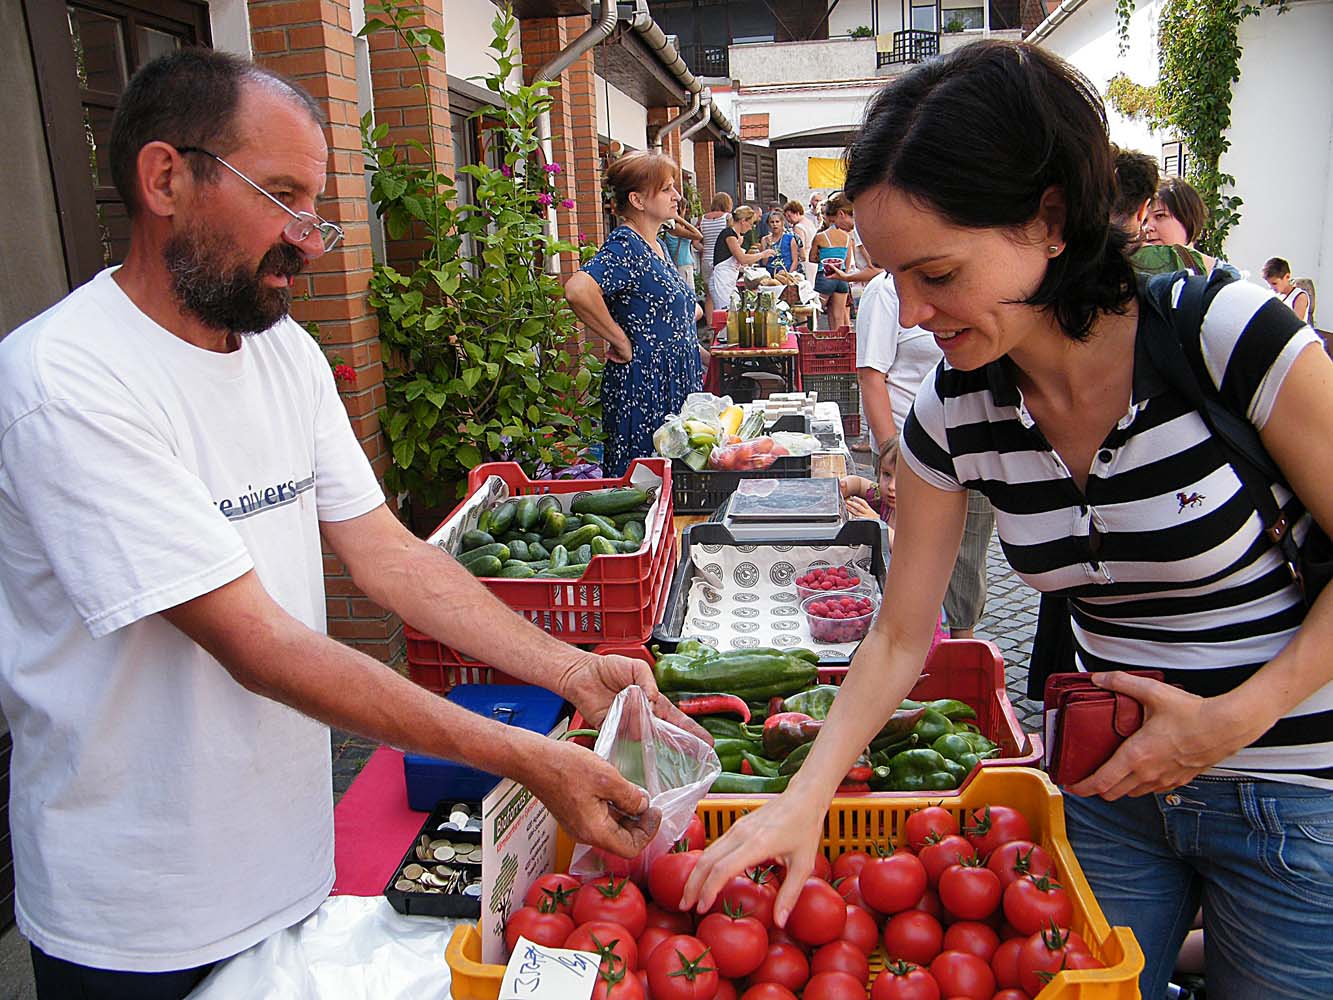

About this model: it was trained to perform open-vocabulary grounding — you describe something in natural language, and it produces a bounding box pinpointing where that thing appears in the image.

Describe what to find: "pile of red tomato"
[502,803,1106,1000]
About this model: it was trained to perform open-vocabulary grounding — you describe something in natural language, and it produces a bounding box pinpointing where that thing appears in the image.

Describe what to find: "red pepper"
[845,764,873,783]
[762,712,823,758]
[837,781,871,793]
[676,693,752,723]
[740,758,755,775]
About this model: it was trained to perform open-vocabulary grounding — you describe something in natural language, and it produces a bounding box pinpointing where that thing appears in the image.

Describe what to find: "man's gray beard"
[163,232,303,336]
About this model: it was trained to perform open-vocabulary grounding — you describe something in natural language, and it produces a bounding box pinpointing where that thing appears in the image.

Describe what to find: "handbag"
[1043,670,1165,785]
[1026,269,1332,702]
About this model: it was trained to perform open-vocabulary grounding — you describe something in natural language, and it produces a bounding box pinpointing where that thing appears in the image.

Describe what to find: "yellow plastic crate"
[445,768,1142,999]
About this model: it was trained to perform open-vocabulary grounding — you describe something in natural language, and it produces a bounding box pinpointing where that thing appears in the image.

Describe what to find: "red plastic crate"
[587,639,1041,793]
[797,326,856,375]
[841,412,861,438]
[405,499,677,694]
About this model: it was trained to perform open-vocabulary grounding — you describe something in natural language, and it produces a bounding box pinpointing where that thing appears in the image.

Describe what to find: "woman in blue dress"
[565,152,705,476]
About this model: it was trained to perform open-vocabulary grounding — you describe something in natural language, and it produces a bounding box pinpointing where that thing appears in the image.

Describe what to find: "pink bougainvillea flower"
[499,164,513,177]
[561,198,575,209]
[544,162,562,174]
[537,193,554,207]
[578,232,587,242]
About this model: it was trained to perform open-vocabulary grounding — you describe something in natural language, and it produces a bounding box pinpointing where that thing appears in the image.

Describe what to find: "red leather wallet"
[1043,671,1164,786]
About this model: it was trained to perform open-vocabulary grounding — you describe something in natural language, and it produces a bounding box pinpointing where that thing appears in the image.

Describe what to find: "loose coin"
[394,879,416,892]
[402,864,425,880]
[462,884,482,897]
[433,845,456,862]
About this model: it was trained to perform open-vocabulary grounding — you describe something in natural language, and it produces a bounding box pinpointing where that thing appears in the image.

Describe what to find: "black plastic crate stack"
[804,372,862,438]
[670,414,812,514]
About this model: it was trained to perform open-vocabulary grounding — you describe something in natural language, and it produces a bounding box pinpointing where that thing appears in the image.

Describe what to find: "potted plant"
[944,16,967,32]
[359,2,604,520]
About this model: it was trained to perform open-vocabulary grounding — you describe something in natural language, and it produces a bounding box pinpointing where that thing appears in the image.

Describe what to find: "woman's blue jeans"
[1064,777,1333,999]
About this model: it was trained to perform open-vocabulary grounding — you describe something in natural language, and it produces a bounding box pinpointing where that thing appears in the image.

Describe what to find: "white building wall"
[209,0,253,56]
[681,137,695,174]
[444,0,522,88]
[595,74,650,150]
[828,0,879,36]
[1037,0,1332,301]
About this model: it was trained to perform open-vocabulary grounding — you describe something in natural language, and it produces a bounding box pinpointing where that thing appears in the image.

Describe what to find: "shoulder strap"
[1140,270,1306,574]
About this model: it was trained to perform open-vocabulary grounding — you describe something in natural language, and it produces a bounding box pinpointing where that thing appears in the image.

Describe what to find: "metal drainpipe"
[535,0,618,273]
[651,90,701,151]
[679,89,713,143]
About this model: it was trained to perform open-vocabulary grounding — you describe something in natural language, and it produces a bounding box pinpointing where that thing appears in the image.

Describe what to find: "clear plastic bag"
[568,686,720,881]
[652,415,692,459]
[707,436,787,471]
[679,393,733,424]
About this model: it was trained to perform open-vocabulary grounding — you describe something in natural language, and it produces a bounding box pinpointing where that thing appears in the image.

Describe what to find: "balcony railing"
[877,29,939,66]
[680,43,729,78]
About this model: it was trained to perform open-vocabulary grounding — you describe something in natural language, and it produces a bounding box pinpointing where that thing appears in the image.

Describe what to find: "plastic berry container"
[794,563,866,602]
[803,592,878,643]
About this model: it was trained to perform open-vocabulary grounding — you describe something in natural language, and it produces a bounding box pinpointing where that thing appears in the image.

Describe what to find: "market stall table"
[704,332,802,398]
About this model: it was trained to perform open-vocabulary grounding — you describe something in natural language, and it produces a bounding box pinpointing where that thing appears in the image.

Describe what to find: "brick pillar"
[519,16,590,278]
[696,140,716,208]
[249,0,399,662]
[367,0,454,273]
[564,20,605,250]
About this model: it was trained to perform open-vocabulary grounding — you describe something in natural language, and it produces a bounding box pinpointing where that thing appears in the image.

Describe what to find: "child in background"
[840,438,898,548]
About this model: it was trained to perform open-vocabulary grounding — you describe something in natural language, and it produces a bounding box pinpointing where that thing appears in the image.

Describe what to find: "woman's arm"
[839,474,874,499]
[1072,342,1333,798]
[858,368,897,448]
[564,272,633,363]
[672,215,703,242]
[728,234,773,267]
[681,467,967,922]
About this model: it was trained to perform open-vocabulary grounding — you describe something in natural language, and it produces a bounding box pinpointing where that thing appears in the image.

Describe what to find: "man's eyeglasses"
[176,146,343,254]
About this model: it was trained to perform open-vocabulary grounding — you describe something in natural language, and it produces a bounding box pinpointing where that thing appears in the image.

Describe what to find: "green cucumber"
[527,541,550,562]
[623,519,646,545]
[590,535,618,557]
[536,563,589,578]
[489,500,518,534]
[549,545,569,570]
[536,495,561,518]
[574,543,592,564]
[571,488,651,516]
[457,542,510,565]
[476,509,493,536]
[541,508,567,538]
[507,539,530,562]
[614,539,642,553]
[611,512,648,526]
[556,524,602,549]
[654,649,818,698]
[521,531,543,544]
[515,496,539,532]
[465,555,503,577]
[581,514,625,541]
[459,529,494,552]
[497,561,536,578]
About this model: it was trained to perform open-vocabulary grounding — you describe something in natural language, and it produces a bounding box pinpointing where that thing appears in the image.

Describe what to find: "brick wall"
[519,16,590,279]
[696,140,716,208]
[248,0,400,662]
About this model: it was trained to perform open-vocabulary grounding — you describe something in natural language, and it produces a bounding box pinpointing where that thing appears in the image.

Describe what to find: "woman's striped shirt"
[900,277,1331,788]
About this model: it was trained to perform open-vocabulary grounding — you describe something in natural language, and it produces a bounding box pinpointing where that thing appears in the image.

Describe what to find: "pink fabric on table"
[331,746,428,897]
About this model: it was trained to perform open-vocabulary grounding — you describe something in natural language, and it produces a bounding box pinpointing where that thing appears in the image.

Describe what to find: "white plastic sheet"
[187,896,458,1000]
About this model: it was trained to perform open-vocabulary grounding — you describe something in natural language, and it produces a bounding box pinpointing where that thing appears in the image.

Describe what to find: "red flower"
[333,364,357,384]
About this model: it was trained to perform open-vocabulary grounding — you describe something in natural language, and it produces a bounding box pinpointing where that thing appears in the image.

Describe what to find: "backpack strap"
[1140,270,1308,590]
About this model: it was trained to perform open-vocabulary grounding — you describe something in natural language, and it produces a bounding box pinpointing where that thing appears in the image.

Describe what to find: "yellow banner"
[807,157,846,190]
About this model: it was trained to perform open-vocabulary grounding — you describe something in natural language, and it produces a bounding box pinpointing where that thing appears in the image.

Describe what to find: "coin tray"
[384,800,484,918]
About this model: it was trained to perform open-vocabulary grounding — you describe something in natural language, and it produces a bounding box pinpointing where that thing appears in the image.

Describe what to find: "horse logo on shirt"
[1176,491,1206,512]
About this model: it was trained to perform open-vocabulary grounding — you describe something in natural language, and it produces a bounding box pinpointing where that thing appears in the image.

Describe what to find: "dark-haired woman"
[565,151,704,475]
[680,40,1333,999]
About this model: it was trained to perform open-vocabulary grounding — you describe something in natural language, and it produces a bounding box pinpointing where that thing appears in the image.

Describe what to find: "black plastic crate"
[651,518,891,666]
[804,372,860,430]
[384,800,483,917]
[670,414,813,515]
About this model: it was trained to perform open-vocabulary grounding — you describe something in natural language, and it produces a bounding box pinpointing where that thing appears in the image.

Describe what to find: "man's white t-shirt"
[855,272,943,454]
[0,268,384,971]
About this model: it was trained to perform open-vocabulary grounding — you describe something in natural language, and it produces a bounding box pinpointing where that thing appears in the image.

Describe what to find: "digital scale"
[718,477,848,541]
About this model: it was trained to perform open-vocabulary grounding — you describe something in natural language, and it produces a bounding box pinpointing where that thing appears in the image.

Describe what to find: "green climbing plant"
[358,2,603,508]
[1113,0,1288,256]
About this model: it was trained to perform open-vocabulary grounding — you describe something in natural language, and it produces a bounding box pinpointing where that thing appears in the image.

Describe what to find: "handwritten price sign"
[499,937,598,999]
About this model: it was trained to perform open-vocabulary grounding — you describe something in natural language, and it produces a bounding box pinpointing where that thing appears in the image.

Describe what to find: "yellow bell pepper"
[719,405,743,438]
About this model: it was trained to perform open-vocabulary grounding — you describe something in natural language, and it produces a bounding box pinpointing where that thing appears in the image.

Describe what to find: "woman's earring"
[1048,245,1062,256]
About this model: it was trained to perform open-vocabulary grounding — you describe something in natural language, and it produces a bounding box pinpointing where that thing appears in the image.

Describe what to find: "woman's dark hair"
[843,41,1134,341]
[1154,178,1208,244]
[824,192,854,218]
[111,48,323,218]
[1263,257,1292,280]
